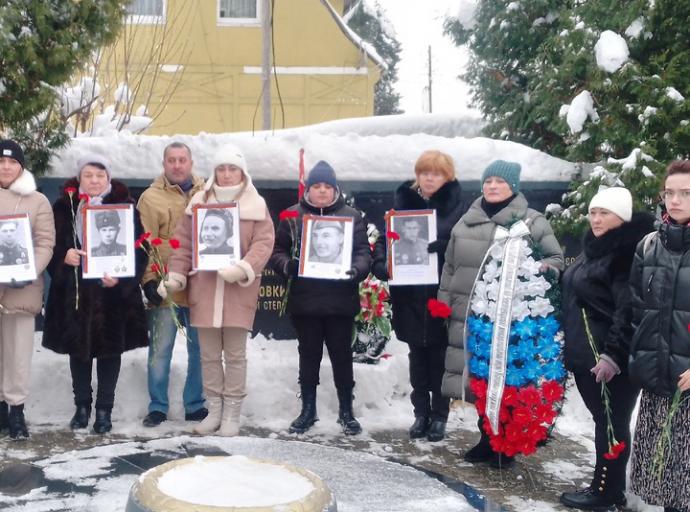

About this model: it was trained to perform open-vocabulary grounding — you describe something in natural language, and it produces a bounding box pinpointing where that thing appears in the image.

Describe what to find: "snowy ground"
[0,333,661,511]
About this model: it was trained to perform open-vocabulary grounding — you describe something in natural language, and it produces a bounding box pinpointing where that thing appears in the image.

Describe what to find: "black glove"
[8,279,29,289]
[427,239,448,254]
[345,268,357,280]
[371,261,389,281]
[285,259,300,278]
[143,280,164,307]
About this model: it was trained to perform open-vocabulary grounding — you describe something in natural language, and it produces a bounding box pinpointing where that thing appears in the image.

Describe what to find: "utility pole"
[427,45,433,113]
[261,0,272,130]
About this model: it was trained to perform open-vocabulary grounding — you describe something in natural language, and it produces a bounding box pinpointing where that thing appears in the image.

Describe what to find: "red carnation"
[279,210,299,221]
[78,193,90,203]
[604,441,626,460]
[64,187,77,195]
[141,232,152,240]
[427,298,452,319]
[151,238,163,246]
[135,239,143,249]
[387,230,400,241]
[151,263,161,274]
[169,239,181,249]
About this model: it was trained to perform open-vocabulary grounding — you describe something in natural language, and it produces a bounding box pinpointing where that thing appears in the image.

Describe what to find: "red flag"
[298,148,305,199]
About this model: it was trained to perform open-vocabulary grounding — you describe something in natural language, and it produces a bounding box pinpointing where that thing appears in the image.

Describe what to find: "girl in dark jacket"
[372,150,468,442]
[269,161,372,435]
[628,160,690,512]
[42,154,148,434]
[560,187,654,511]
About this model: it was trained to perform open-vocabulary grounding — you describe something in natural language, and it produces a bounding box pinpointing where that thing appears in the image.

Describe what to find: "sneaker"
[185,407,208,422]
[142,411,167,427]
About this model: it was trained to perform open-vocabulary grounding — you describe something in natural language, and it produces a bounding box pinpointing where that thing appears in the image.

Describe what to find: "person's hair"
[413,150,455,184]
[163,141,192,160]
[664,160,690,186]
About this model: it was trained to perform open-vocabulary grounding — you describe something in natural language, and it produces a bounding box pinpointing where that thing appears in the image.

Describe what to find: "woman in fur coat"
[162,145,274,437]
[42,154,148,434]
[560,187,654,511]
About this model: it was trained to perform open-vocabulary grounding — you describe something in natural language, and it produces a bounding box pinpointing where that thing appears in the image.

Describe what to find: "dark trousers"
[291,315,354,389]
[574,372,639,491]
[408,344,450,421]
[70,355,121,411]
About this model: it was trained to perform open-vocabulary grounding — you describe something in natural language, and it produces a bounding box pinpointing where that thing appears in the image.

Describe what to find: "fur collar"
[186,177,266,221]
[394,179,462,213]
[6,169,37,196]
[583,212,655,260]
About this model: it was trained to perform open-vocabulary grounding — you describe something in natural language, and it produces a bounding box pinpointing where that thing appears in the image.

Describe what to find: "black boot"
[336,386,362,435]
[409,416,430,439]
[8,404,29,440]
[426,419,447,442]
[464,431,493,463]
[0,401,8,434]
[93,409,112,434]
[560,464,626,511]
[289,385,318,434]
[69,405,91,430]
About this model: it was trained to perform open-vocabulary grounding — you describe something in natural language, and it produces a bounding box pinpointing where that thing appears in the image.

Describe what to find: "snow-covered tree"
[447,0,690,234]
[347,1,403,115]
[0,1,126,173]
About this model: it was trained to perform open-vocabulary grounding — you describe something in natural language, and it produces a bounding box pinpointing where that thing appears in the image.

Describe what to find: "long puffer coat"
[372,179,469,346]
[439,193,564,398]
[269,193,372,317]
[562,212,655,374]
[42,179,148,361]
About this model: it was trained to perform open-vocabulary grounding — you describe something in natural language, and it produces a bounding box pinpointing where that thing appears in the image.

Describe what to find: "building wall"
[96,0,380,135]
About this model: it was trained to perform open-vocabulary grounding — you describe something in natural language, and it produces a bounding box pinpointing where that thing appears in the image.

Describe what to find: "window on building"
[127,0,165,23]
[218,0,258,21]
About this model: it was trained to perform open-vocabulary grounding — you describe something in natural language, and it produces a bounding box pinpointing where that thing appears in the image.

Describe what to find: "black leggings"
[70,355,121,411]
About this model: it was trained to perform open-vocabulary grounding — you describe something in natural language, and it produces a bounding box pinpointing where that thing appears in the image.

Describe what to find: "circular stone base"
[126,455,336,512]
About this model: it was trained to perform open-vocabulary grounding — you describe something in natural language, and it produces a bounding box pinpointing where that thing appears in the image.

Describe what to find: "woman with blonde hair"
[372,150,469,441]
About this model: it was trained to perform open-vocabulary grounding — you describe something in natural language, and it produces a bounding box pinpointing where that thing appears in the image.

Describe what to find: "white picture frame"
[387,209,439,286]
[0,213,37,283]
[299,214,353,280]
[82,204,136,279]
[192,202,241,271]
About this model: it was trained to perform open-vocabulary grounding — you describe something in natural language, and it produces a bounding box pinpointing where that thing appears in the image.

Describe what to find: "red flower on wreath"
[427,298,452,319]
[541,380,565,403]
[279,210,299,221]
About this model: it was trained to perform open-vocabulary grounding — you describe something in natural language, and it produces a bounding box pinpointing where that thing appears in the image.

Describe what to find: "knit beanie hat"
[306,161,338,189]
[77,153,111,181]
[212,144,247,174]
[0,140,25,168]
[588,187,632,222]
[481,160,522,193]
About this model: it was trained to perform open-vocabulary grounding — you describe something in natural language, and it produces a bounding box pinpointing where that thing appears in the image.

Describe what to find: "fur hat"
[77,153,111,181]
[95,210,121,230]
[306,161,338,189]
[589,187,632,222]
[0,139,25,168]
[481,160,522,193]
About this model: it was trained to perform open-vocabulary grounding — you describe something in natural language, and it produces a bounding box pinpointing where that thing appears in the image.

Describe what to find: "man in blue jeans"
[137,142,207,427]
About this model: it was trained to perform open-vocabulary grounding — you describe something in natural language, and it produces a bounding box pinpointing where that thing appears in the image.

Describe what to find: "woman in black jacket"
[560,187,654,511]
[269,161,372,436]
[372,150,468,442]
[42,154,148,434]
[628,160,690,512]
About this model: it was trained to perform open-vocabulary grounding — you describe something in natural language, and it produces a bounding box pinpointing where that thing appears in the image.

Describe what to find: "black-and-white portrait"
[199,208,235,256]
[393,215,429,266]
[308,220,344,264]
[0,219,29,266]
[90,210,127,258]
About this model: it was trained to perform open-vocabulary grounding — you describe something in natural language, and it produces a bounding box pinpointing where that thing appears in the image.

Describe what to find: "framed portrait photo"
[387,209,439,286]
[192,203,241,271]
[299,214,353,280]
[0,213,37,283]
[82,204,136,279]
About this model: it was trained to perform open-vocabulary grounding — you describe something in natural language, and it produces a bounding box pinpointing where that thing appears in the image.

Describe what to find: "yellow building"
[95,0,382,135]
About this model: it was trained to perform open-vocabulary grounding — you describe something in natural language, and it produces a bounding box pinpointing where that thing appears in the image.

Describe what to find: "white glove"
[218,264,247,284]
[157,272,187,299]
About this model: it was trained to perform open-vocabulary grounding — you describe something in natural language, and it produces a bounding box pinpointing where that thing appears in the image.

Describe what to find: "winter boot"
[289,385,318,434]
[464,431,493,463]
[426,419,447,442]
[194,397,222,435]
[336,386,362,435]
[93,409,112,434]
[0,401,8,434]
[8,404,29,440]
[69,404,91,430]
[218,398,242,437]
[409,416,430,439]
[560,464,626,511]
